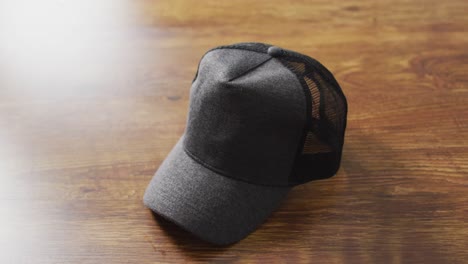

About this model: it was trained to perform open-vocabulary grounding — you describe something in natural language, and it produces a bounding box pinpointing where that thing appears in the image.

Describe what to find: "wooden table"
[1,0,467,263]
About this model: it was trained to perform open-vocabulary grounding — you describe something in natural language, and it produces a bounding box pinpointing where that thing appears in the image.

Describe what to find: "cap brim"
[144,136,290,245]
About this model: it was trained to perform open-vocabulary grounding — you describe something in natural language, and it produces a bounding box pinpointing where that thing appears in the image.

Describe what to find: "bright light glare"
[0,0,135,96]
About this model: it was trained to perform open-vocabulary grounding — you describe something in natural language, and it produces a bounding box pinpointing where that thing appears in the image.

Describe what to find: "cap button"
[267,46,283,57]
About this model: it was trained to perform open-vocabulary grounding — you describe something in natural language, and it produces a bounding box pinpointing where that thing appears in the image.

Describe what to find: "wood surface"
[0,0,467,263]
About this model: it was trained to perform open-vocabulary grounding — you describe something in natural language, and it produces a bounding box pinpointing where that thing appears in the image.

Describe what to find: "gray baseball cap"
[144,42,347,245]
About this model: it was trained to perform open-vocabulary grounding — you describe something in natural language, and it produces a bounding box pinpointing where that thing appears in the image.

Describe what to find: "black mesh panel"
[280,52,347,184]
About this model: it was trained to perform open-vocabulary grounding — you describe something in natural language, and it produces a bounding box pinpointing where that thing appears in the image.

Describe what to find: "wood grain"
[0,0,467,263]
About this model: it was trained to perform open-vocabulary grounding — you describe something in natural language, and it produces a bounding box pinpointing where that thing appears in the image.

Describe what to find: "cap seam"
[228,57,273,82]
[192,45,270,84]
[182,144,293,188]
[209,45,269,56]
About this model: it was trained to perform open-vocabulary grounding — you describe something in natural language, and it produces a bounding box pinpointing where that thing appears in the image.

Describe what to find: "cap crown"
[183,43,347,187]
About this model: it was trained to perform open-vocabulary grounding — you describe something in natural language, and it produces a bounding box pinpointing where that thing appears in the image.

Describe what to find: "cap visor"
[144,136,290,245]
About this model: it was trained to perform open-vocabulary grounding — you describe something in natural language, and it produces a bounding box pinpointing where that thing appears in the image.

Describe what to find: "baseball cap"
[144,42,347,245]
